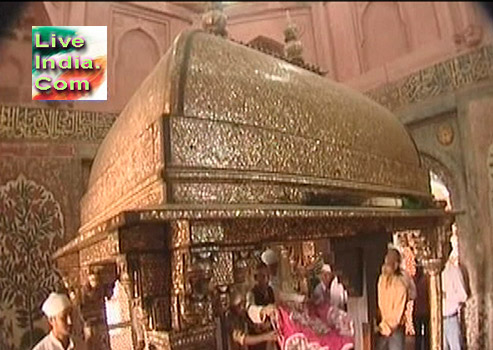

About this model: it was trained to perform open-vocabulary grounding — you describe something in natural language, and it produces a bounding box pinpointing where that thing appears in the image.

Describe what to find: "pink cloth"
[274,304,354,350]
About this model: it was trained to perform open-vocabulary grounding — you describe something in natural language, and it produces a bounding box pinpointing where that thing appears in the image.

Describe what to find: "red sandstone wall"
[2,2,491,114]
[0,2,195,113]
[223,2,493,90]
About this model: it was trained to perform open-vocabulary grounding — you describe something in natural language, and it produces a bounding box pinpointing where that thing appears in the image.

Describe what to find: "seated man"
[226,291,277,350]
[246,260,354,350]
[309,264,352,336]
[311,264,335,306]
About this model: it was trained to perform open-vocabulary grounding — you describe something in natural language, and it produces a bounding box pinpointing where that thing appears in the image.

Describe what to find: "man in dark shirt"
[413,263,430,350]
[226,291,277,350]
[246,263,277,350]
[80,269,112,350]
[249,263,276,307]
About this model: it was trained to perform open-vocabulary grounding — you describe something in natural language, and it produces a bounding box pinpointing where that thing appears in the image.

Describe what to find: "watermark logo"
[32,26,107,101]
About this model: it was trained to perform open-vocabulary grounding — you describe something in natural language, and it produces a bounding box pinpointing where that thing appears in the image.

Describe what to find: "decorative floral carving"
[464,294,486,350]
[437,123,454,146]
[454,25,483,49]
[190,223,224,244]
[211,251,234,286]
[0,175,64,349]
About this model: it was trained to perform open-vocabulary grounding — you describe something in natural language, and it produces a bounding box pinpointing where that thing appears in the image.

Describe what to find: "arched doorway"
[430,170,452,210]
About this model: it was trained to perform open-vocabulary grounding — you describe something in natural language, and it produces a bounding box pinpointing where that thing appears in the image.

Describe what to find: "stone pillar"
[408,220,452,350]
[167,221,224,349]
[488,292,493,350]
[423,258,443,350]
[170,220,191,332]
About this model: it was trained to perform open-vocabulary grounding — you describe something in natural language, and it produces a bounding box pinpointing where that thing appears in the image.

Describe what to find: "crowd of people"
[225,248,355,350]
[376,238,469,350]
[32,240,468,350]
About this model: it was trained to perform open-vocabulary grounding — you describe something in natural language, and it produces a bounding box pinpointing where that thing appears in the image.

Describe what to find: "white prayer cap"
[261,249,278,265]
[321,264,332,273]
[41,293,71,318]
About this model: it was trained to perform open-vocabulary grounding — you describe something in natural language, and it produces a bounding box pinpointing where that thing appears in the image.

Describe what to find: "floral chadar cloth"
[273,303,355,350]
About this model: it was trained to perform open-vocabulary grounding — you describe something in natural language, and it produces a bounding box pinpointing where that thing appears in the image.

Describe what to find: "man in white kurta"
[442,250,468,350]
[33,293,75,350]
[311,264,347,308]
[260,248,306,304]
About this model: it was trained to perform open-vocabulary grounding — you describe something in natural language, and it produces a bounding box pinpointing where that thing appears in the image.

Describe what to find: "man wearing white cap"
[33,292,75,350]
[260,248,306,304]
[260,248,280,291]
[312,264,346,307]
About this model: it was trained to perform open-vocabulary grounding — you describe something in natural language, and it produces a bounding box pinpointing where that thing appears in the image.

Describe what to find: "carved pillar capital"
[422,258,443,276]
[408,224,451,267]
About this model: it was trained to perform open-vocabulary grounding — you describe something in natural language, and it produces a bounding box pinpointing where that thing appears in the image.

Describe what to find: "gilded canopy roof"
[81,30,430,230]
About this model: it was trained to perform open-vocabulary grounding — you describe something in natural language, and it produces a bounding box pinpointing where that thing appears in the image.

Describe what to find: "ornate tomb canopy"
[73,29,432,233]
[54,29,452,350]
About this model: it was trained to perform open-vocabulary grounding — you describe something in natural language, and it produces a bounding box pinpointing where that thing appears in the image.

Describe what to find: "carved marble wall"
[333,2,492,90]
[0,103,116,350]
[403,110,483,349]
[0,142,84,350]
[463,96,493,350]
[365,57,493,349]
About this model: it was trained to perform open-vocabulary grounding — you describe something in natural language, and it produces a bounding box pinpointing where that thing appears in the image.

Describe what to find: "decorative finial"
[286,10,292,24]
[284,11,303,64]
[201,2,228,38]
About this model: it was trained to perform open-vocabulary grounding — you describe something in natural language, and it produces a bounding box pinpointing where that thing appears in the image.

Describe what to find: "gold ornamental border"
[53,203,452,259]
[366,45,493,111]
